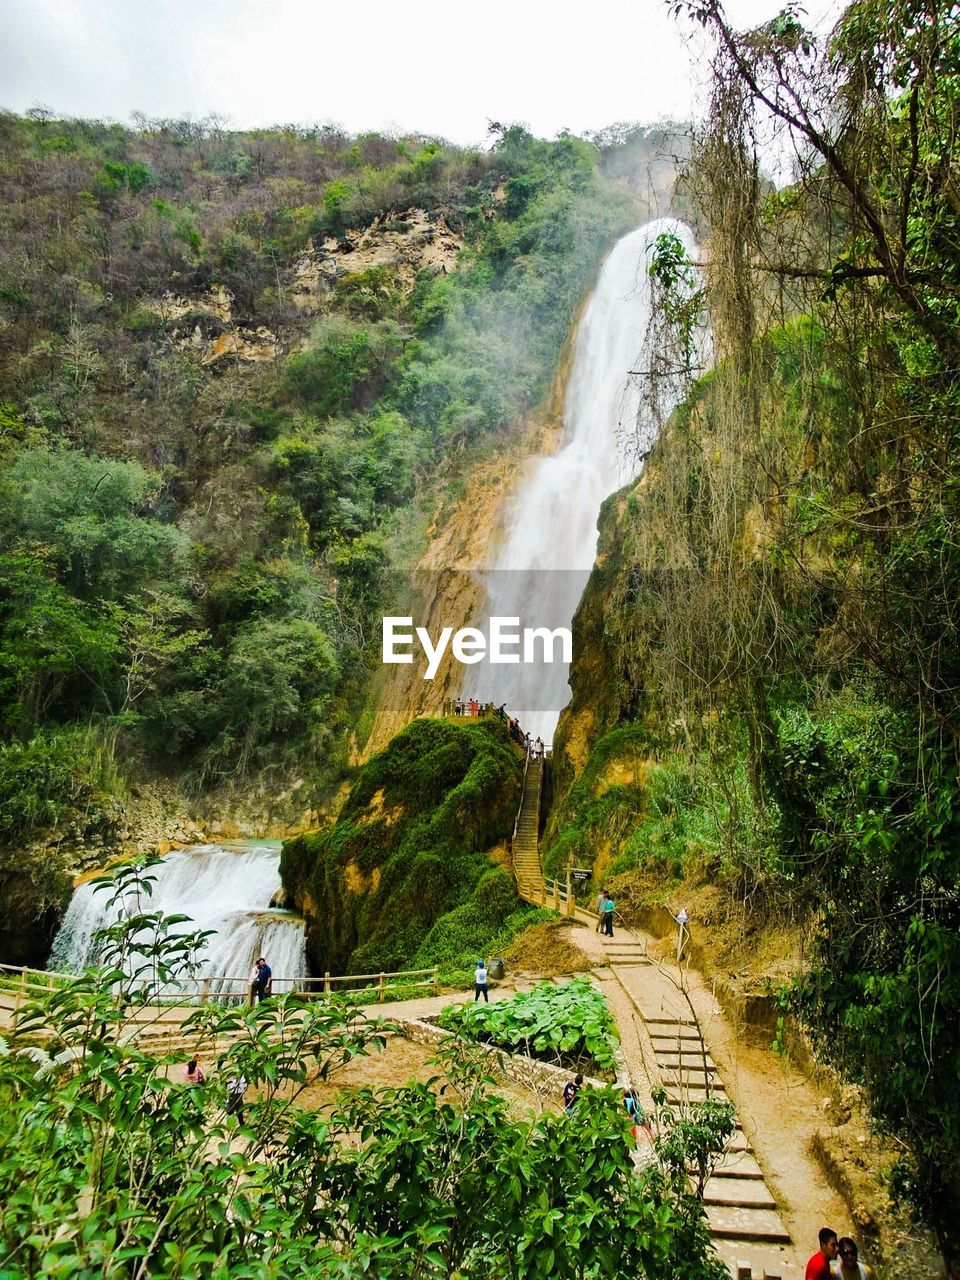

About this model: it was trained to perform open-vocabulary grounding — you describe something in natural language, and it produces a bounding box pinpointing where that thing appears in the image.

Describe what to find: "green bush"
[283,317,403,417]
[0,555,121,732]
[0,446,187,600]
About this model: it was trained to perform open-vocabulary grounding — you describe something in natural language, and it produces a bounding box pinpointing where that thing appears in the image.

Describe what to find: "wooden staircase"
[511,753,597,925]
[512,754,545,899]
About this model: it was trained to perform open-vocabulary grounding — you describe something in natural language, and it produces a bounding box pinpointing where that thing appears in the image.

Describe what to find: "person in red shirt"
[806,1227,839,1280]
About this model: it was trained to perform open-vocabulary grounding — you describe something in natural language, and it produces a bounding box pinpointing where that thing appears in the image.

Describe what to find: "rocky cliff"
[280,718,533,978]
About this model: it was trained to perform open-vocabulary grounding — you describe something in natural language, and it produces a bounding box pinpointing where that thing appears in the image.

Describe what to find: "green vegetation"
[546,0,960,1252]
[281,718,543,979]
[0,109,649,950]
[0,859,729,1279]
[439,977,619,1074]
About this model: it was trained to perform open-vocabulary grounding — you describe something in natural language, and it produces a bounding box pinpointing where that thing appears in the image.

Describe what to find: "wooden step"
[706,1206,790,1245]
[654,1052,717,1068]
[703,1178,777,1210]
[661,1073,725,1092]
[714,1243,800,1280]
[704,1158,766,1180]
[665,1088,727,1105]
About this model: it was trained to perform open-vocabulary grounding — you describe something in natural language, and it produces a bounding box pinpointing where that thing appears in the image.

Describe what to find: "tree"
[0,446,186,601]
[0,555,120,732]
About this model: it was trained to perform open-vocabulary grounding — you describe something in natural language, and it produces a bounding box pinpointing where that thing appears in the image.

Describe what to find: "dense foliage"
[438,976,619,1073]
[0,860,729,1279]
[547,0,960,1252]
[0,112,638,851]
[281,718,542,979]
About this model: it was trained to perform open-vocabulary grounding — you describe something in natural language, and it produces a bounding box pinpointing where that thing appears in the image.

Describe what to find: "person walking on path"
[831,1239,874,1280]
[253,957,272,1002]
[473,960,489,1002]
[183,1058,205,1085]
[623,1088,654,1142]
[806,1228,839,1280]
[602,892,615,937]
[226,1073,248,1123]
[595,888,606,932]
[562,1073,583,1111]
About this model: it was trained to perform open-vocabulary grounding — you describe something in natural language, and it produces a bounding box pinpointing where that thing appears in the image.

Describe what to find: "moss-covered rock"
[280,717,526,975]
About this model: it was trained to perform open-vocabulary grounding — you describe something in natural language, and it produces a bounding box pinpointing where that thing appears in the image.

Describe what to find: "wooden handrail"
[1,964,441,1003]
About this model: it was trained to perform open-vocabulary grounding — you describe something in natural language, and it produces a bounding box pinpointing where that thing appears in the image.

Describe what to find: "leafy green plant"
[439,976,619,1073]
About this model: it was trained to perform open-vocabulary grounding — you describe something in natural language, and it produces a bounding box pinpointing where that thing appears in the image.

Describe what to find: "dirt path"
[565,919,851,1280]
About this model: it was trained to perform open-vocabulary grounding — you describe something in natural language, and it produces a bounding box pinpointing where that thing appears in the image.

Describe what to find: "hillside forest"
[0,109,674,949]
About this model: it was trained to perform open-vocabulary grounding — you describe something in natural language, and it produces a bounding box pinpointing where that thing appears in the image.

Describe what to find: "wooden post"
[323,971,331,996]
[565,860,574,918]
[378,973,385,1003]
[552,881,560,912]
[433,966,439,996]
[14,965,27,1032]
[201,977,211,1005]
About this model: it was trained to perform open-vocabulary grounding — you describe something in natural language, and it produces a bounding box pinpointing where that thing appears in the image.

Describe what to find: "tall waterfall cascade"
[468,218,698,743]
[50,843,307,993]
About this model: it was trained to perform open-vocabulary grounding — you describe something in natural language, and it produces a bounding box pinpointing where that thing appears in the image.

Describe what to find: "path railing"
[0,962,441,1023]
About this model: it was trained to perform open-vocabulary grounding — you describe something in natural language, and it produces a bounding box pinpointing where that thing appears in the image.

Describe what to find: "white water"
[50,843,307,996]
[467,218,698,743]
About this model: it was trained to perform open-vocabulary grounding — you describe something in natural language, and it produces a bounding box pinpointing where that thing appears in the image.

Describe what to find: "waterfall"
[467,218,698,743]
[50,842,307,997]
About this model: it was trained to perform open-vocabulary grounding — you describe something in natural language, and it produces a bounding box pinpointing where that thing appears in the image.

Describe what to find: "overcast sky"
[0,0,839,144]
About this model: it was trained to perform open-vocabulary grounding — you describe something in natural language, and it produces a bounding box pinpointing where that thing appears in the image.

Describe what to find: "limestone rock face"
[290,207,463,314]
[143,285,281,366]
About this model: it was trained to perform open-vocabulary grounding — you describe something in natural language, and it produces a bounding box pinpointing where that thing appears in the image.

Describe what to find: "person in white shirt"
[473,960,489,1002]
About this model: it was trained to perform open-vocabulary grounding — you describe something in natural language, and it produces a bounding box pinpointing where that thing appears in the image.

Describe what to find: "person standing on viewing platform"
[253,956,272,1002]
[473,959,489,1002]
[595,888,606,932]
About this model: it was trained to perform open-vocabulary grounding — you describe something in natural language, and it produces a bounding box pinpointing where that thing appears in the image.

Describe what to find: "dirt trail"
[567,920,852,1280]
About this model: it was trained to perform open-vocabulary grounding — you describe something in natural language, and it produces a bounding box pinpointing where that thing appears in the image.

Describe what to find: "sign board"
[571,869,592,882]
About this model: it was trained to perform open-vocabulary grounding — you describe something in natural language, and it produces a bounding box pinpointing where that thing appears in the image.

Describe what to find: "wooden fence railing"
[0,962,441,1017]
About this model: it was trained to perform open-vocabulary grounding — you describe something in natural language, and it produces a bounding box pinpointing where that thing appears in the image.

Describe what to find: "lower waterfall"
[49,842,307,997]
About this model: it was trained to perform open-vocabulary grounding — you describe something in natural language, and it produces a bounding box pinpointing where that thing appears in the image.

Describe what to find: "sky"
[0,0,840,145]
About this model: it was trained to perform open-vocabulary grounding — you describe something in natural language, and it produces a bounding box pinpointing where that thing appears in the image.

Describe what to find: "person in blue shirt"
[254,957,272,1001]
